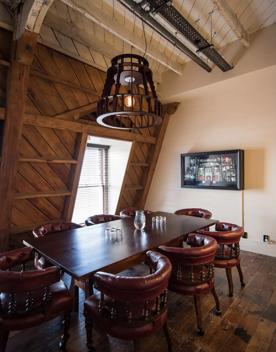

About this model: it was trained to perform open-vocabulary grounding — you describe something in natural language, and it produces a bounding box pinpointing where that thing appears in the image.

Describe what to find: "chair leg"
[85,318,96,352]
[74,285,79,313]
[225,267,234,297]
[59,312,71,350]
[133,340,141,352]
[236,263,245,288]
[193,295,204,336]
[163,323,172,352]
[211,286,221,315]
[0,330,9,352]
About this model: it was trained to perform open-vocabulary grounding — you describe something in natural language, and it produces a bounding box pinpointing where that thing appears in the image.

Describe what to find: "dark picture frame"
[181,149,244,190]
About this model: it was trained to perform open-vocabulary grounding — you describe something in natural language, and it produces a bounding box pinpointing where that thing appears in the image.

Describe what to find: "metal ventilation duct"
[146,0,233,72]
[119,0,212,72]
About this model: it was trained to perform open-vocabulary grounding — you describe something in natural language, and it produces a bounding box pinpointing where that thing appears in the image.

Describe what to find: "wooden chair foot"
[236,263,245,288]
[211,286,221,315]
[193,295,204,335]
[0,330,9,352]
[86,318,95,352]
[163,323,172,352]
[225,267,234,297]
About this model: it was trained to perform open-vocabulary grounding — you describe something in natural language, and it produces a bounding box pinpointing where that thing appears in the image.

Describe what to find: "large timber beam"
[212,0,250,47]
[60,0,184,75]
[0,31,37,250]
[16,0,55,39]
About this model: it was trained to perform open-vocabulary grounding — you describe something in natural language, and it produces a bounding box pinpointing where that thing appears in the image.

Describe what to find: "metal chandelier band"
[97,54,162,130]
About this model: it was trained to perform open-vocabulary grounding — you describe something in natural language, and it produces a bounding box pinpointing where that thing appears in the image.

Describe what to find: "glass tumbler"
[134,210,146,230]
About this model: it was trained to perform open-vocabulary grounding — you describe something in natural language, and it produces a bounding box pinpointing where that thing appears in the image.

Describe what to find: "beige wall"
[146,65,276,256]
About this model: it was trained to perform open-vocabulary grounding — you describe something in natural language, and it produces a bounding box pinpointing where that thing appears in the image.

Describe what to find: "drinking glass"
[134,210,146,230]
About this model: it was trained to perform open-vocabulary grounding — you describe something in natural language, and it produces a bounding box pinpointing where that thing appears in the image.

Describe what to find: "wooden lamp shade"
[97,54,162,130]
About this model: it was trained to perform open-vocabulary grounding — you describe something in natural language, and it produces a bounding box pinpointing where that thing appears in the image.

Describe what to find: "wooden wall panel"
[0,26,176,239]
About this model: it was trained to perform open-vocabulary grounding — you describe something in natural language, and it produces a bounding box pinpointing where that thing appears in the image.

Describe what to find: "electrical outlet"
[242,232,248,239]
[263,234,270,242]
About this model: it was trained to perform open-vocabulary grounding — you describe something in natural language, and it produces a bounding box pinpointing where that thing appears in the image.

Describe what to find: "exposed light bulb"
[124,95,135,108]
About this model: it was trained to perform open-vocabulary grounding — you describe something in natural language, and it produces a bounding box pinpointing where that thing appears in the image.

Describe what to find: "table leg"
[84,277,94,298]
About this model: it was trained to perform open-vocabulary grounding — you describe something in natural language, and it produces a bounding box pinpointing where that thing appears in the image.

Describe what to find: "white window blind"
[72,144,109,224]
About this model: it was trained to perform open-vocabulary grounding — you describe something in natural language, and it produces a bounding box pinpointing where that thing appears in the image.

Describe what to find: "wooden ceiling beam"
[212,0,250,47]
[16,0,55,39]
[60,0,184,75]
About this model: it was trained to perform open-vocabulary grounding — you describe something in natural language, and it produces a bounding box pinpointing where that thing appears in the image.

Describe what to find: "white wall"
[146,65,276,256]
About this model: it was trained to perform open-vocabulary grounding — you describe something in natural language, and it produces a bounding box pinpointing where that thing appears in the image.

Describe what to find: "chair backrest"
[0,266,60,316]
[0,247,33,271]
[159,233,217,286]
[119,207,152,218]
[85,214,121,226]
[91,251,171,323]
[197,222,244,260]
[32,222,82,238]
[175,208,212,219]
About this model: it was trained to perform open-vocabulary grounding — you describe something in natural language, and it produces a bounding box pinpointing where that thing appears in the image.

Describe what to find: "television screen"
[181,150,244,190]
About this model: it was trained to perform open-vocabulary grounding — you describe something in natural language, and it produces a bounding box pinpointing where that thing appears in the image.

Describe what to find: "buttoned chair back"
[175,208,212,219]
[84,251,172,352]
[32,222,82,238]
[119,207,152,218]
[197,222,245,297]
[85,214,121,226]
[159,233,220,335]
[0,248,72,352]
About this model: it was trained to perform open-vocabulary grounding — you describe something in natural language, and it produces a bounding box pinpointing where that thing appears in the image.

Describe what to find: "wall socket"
[263,234,270,242]
[242,232,248,239]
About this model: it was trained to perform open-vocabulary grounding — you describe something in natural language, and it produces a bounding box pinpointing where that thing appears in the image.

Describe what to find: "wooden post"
[63,132,88,222]
[0,31,37,250]
[138,102,180,209]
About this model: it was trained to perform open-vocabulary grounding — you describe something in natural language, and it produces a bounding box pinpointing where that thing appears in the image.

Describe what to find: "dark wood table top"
[23,212,216,280]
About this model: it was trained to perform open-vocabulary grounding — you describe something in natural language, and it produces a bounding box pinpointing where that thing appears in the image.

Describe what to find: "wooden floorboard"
[6,251,276,352]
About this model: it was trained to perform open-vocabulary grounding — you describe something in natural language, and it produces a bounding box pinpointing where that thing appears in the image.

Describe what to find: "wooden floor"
[7,251,276,352]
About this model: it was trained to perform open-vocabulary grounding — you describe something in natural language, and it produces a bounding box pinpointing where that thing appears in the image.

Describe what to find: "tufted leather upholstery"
[119,207,153,218]
[84,251,172,351]
[85,214,121,226]
[32,222,82,238]
[0,248,72,351]
[175,208,212,219]
[159,233,220,335]
[197,222,245,297]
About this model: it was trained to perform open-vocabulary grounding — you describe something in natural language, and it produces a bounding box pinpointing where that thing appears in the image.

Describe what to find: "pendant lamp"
[97,54,162,130]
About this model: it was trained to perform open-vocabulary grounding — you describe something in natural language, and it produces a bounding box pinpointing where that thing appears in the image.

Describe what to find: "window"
[72,144,109,224]
[72,136,132,224]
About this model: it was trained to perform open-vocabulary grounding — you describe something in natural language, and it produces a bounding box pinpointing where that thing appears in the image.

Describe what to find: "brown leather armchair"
[197,222,245,297]
[0,248,73,352]
[85,214,121,226]
[84,251,172,352]
[119,207,152,218]
[175,208,212,219]
[159,233,220,335]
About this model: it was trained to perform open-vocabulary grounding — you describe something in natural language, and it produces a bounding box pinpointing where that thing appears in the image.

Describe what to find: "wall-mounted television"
[181,149,244,190]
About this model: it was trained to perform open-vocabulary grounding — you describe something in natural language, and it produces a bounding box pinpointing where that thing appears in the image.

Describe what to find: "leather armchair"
[119,207,152,218]
[0,248,73,352]
[84,251,172,352]
[175,208,212,219]
[159,233,220,335]
[197,222,245,297]
[33,222,82,238]
[85,214,121,226]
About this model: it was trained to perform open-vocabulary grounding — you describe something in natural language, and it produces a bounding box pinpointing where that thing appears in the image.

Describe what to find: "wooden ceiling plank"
[16,0,55,39]
[212,0,250,46]
[59,0,184,75]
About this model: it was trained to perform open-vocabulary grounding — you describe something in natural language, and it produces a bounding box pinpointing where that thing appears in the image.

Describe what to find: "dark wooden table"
[23,212,216,295]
